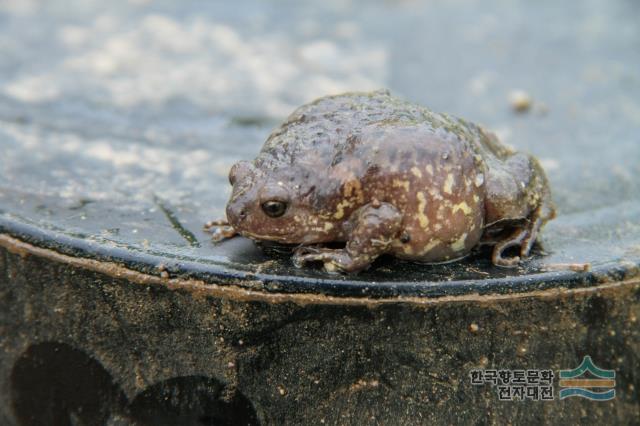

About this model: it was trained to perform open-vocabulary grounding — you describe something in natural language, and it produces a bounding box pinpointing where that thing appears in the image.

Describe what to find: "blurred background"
[0,0,639,278]
[2,4,639,424]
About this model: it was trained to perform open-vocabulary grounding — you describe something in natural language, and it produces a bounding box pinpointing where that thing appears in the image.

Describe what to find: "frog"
[205,89,555,273]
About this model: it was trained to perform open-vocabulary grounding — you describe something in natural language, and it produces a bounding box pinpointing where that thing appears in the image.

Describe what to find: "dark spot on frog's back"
[330,134,359,167]
[365,164,381,177]
[300,185,316,200]
[330,152,343,167]
[345,134,359,148]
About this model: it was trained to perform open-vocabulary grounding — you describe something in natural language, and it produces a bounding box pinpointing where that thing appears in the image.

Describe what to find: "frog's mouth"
[239,230,299,244]
[239,228,336,245]
[242,230,344,248]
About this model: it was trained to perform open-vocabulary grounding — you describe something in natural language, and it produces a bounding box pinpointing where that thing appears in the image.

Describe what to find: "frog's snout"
[226,200,248,228]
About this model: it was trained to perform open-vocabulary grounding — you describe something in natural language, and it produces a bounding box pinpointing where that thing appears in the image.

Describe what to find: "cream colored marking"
[324,262,338,272]
[425,164,434,175]
[411,167,422,178]
[420,239,440,255]
[371,238,391,248]
[334,199,352,219]
[475,173,485,187]
[324,222,334,231]
[452,201,472,215]
[416,192,429,229]
[443,174,455,194]
[393,179,410,191]
[473,194,479,203]
[451,233,468,252]
[344,179,364,203]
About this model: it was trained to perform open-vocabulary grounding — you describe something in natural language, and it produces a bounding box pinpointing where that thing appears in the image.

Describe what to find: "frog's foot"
[204,219,238,242]
[292,246,371,273]
[491,211,545,267]
[491,227,528,267]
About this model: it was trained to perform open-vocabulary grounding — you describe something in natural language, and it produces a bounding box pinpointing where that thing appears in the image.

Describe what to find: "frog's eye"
[261,200,287,218]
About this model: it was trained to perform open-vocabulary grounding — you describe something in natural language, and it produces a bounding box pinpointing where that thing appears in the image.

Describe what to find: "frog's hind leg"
[491,216,539,267]
[484,153,555,267]
[491,203,553,267]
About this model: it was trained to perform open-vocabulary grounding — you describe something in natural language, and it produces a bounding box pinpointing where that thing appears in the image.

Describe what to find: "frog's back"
[259,90,510,169]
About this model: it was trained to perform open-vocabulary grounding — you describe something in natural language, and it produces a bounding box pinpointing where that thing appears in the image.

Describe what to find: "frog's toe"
[214,227,237,242]
[293,254,344,273]
[520,218,542,258]
[492,227,528,268]
[520,236,535,258]
[292,254,306,268]
[321,259,345,274]
[292,249,362,273]
[292,252,328,269]
[204,222,237,242]
[204,219,230,229]
[292,248,322,267]
[493,252,521,267]
[293,245,323,257]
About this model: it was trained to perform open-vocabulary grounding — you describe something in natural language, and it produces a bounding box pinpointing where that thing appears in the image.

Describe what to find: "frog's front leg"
[293,202,403,273]
[204,218,238,242]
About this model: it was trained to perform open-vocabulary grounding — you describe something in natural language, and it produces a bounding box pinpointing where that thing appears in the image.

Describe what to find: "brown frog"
[206,90,555,273]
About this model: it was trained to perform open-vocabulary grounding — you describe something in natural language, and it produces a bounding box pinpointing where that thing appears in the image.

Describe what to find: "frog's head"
[225,160,341,244]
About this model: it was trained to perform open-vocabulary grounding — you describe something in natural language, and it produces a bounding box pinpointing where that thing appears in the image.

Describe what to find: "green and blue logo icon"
[558,356,616,401]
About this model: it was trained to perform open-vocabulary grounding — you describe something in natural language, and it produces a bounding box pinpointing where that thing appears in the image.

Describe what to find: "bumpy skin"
[206,90,555,273]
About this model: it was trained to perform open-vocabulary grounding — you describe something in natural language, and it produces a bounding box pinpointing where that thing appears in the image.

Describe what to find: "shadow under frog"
[10,342,259,426]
